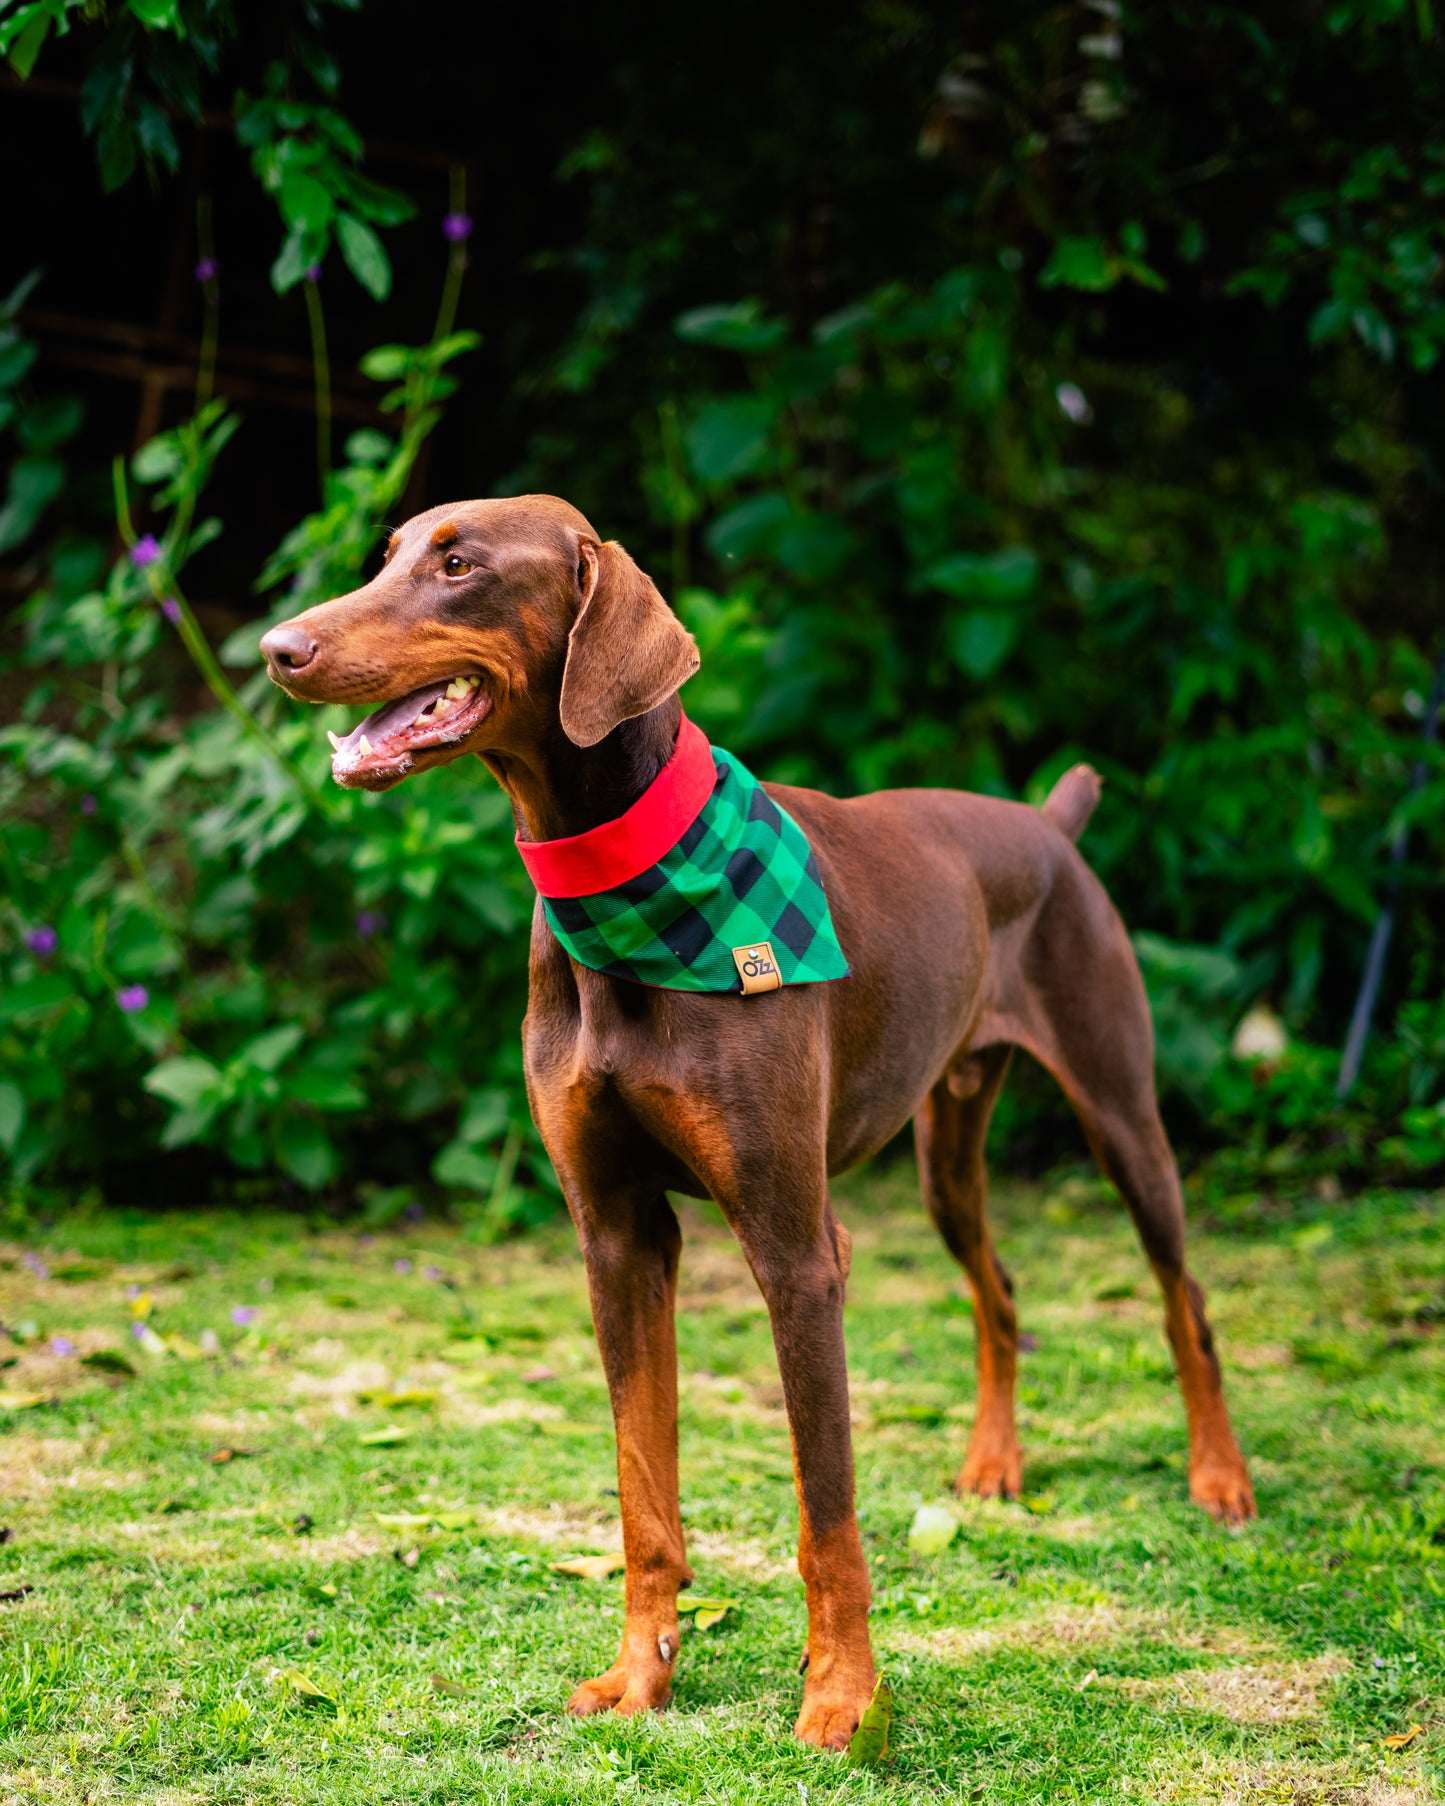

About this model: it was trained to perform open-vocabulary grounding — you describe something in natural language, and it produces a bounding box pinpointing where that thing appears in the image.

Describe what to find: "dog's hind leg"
[1016,869,1256,1523]
[916,1046,1024,1499]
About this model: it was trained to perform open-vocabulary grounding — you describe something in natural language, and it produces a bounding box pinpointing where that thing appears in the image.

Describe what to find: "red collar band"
[515,713,717,898]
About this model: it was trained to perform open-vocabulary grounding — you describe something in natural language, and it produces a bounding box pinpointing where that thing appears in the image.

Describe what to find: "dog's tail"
[1041,763,1102,843]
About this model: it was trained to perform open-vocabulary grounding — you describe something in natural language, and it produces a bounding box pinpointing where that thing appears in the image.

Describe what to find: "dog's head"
[259,495,699,791]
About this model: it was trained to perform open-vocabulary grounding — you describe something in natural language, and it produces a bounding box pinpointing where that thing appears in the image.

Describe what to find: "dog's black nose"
[260,624,318,672]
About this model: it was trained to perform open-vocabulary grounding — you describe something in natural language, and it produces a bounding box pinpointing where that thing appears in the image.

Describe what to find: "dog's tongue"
[332,680,449,769]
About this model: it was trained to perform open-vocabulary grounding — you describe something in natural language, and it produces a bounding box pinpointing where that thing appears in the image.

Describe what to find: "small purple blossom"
[230,1305,259,1327]
[131,1320,148,1341]
[124,1283,143,1301]
[356,910,387,940]
[21,1253,49,1279]
[442,212,473,243]
[116,985,149,1014]
[161,597,182,624]
[305,263,323,282]
[392,1258,413,1275]
[81,795,98,816]
[130,535,162,568]
[403,1201,424,1224]
[422,1265,443,1282]
[25,925,57,957]
[49,1336,75,1357]
[194,257,219,283]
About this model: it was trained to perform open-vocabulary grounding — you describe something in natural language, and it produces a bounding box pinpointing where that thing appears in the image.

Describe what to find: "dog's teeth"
[357,735,373,757]
[327,731,341,751]
[433,696,452,716]
[445,677,472,700]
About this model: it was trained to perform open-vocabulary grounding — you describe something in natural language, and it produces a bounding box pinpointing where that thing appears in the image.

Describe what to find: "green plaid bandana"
[532,744,850,994]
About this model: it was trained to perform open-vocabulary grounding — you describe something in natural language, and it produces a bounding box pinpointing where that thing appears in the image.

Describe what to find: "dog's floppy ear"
[559,538,700,747]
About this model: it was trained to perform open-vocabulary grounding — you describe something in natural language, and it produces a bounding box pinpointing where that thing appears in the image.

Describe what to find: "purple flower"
[116,985,149,1014]
[130,535,162,568]
[356,910,387,940]
[21,1253,49,1279]
[422,1265,443,1282]
[131,1321,147,1341]
[442,212,473,243]
[403,1202,424,1224]
[305,263,323,283]
[124,1283,143,1301]
[49,1336,75,1357]
[230,1305,259,1327]
[81,795,97,816]
[392,1258,413,1275]
[161,597,182,624]
[194,258,219,283]
[25,926,57,957]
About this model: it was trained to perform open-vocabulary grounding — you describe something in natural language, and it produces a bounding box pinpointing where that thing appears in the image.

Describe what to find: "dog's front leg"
[729,1194,876,1751]
[568,1190,692,1717]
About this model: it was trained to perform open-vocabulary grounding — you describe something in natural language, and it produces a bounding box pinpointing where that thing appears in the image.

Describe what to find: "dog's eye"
[444,554,473,576]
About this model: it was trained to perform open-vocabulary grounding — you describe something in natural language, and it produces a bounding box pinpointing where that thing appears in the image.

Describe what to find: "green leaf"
[684,398,776,482]
[681,1595,738,1630]
[674,301,787,352]
[948,610,1019,680]
[81,1349,136,1377]
[0,1082,24,1156]
[279,172,335,236]
[127,0,182,27]
[432,1142,497,1193]
[458,1087,510,1145]
[270,227,315,295]
[288,1072,367,1113]
[336,213,391,301]
[280,1667,337,1710]
[6,10,51,81]
[275,1118,336,1192]
[358,1425,410,1447]
[923,546,1039,604]
[908,1502,959,1556]
[143,1056,223,1110]
[1040,235,1118,292]
[236,1023,305,1074]
[0,974,73,1024]
[847,1674,893,1766]
[359,344,412,381]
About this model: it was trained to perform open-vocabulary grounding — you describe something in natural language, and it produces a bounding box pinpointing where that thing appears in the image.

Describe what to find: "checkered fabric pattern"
[540,748,850,992]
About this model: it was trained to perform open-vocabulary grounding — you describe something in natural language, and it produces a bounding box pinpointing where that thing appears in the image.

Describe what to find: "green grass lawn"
[1,1166,1442,1804]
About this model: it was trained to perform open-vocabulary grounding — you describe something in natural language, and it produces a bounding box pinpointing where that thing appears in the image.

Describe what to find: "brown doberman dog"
[260,494,1254,1750]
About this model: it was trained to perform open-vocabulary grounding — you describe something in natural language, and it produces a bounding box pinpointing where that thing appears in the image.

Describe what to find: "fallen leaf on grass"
[681,1596,737,1631]
[0,1585,34,1603]
[303,1582,338,1603]
[359,1425,411,1447]
[847,1674,892,1767]
[550,1554,626,1580]
[0,1390,49,1412]
[77,1348,133,1380]
[1384,1724,1423,1750]
[132,1323,168,1357]
[324,1293,358,1309]
[908,1503,959,1555]
[396,1547,421,1569]
[50,1260,111,1283]
[1023,1491,1057,1515]
[279,1667,337,1710]
[374,1512,435,1531]
[163,1333,207,1361]
[430,1674,467,1698]
[207,1447,260,1465]
[129,1291,154,1320]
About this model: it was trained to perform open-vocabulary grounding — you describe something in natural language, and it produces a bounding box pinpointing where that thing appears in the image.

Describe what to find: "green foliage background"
[1,0,1443,1213]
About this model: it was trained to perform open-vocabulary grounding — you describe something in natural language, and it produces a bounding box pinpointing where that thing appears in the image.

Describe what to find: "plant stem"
[112,458,329,815]
[304,276,332,498]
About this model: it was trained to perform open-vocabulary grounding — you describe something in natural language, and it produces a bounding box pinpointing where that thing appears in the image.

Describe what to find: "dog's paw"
[567,1651,673,1718]
[955,1436,1023,1501]
[1190,1462,1257,1526]
[794,1674,875,1752]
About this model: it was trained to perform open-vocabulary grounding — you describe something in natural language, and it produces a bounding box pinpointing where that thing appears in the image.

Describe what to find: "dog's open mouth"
[327,673,491,786]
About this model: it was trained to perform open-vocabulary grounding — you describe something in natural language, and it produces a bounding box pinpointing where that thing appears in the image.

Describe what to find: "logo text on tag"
[732,941,782,994]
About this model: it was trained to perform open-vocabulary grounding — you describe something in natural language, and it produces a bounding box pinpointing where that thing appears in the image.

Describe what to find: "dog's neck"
[485,696,683,844]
